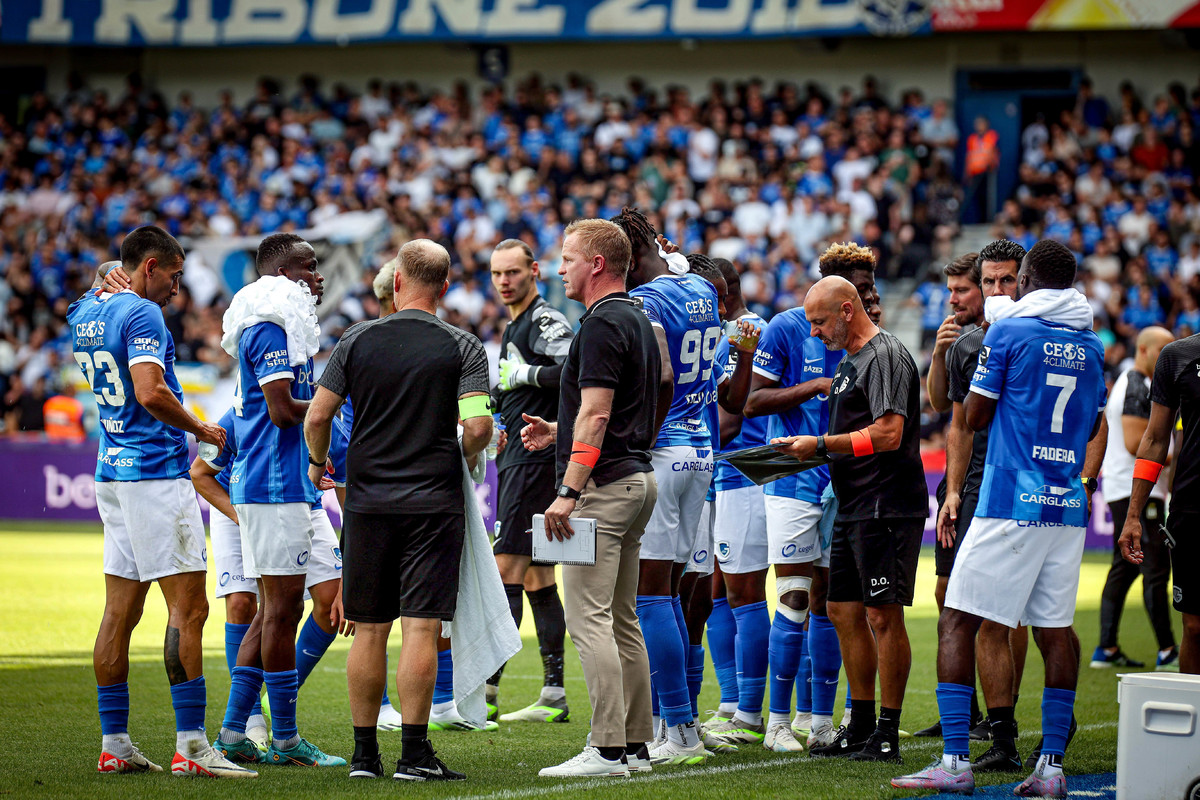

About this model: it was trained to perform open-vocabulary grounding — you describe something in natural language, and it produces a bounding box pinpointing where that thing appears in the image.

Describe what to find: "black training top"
[1151,333,1200,517]
[496,296,573,473]
[556,292,660,487]
[828,328,928,521]
[946,323,988,496]
[319,309,490,514]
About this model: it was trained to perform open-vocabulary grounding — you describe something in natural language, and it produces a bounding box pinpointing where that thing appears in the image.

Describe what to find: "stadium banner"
[0,0,935,47]
[932,0,1200,31]
[0,437,1112,551]
[2,436,502,532]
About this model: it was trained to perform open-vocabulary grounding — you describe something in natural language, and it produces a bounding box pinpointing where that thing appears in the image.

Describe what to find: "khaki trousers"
[563,470,658,747]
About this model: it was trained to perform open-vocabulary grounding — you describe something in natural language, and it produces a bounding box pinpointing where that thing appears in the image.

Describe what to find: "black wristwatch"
[1081,477,1098,491]
[309,455,326,468]
[557,484,581,501]
[815,435,828,459]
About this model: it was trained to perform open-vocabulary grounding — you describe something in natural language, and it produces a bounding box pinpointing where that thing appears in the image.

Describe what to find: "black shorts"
[933,487,979,578]
[494,462,557,563]
[341,509,465,622]
[1164,510,1199,615]
[828,517,924,607]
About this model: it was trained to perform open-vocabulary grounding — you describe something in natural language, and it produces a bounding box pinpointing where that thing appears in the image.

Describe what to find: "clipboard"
[714,443,831,486]
[531,515,598,566]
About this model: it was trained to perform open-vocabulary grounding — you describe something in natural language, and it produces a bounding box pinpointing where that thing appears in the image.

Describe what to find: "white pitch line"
[457,756,801,800]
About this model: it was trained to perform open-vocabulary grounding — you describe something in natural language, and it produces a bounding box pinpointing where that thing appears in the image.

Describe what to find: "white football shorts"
[764,495,827,567]
[945,516,1085,629]
[237,505,342,590]
[640,446,713,563]
[686,498,715,576]
[98,478,207,583]
[714,484,769,574]
[210,509,257,598]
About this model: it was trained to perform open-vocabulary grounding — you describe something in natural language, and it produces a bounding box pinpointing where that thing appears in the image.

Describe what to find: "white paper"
[531,515,597,566]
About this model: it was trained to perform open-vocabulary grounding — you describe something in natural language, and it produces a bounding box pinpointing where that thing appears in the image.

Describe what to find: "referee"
[774,275,927,762]
[522,218,668,778]
[487,239,573,723]
[1121,330,1200,675]
[304,240,493,781]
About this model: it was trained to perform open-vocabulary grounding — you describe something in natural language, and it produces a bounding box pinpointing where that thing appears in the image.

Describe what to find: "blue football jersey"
[715,312,770,492]
[631,274,722,449]
[229,322,319,506]
[750,308,842,503]
[971,317,1107,526]
[209,408,238,493]
[67,291,189,482]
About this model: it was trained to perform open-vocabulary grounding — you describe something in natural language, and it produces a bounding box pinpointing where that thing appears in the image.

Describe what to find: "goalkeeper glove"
[497,344,541,392]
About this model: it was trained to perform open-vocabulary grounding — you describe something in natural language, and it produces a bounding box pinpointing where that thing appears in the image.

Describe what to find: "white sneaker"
[428,703,499,732]
[245,716,269,750]
[808,719,836,749]
[702,730,739,754]
[647,738,709,766]
[171,744,257,778]
[704,717,766,744]
[763,723,804,753]
[700,710,733,734]
[98,743,162,773]
[376,703,404,731]
[625,746,653,773]
[791,711,812,737]
[538,747,629,778]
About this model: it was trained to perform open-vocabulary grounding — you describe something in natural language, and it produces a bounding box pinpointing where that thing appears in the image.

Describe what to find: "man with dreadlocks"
[612,207,722,765]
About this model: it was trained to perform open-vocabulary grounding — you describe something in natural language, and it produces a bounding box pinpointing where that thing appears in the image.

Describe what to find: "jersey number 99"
[678,327,721,383]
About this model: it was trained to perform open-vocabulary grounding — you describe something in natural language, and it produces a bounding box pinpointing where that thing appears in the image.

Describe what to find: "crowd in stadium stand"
[1,70,1199,436]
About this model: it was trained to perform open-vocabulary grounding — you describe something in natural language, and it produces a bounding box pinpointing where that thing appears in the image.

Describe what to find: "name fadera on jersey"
[1031,445,1077,464]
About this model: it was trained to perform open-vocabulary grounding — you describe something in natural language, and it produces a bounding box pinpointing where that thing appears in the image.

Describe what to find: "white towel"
[220,275,320,366]
[443,458,522,726]
[657,243,690,275]
[984,288,1093,331]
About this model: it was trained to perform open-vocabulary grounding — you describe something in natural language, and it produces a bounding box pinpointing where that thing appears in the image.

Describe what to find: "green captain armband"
[459,393,493,420]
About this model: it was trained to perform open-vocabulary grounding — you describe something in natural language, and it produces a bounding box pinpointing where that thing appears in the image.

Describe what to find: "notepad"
[531,515,597,566]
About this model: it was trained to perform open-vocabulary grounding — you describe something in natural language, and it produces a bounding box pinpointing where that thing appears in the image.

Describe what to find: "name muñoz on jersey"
[67,291,189,482]
[230,321,318,506]
[715,312,769,492]
[751,307,842,503]
[631,273,722,449]
[971,317,1107,526]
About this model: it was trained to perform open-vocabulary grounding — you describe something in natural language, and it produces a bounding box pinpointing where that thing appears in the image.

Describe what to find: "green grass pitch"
[0,525,1161,799]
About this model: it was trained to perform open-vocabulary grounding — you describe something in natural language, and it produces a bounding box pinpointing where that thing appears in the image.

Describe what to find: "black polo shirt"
[319,309,490,514]
[1151,333,1200,516]
[828,328,928,521]
[946,323,988,496]
[556,292,659,487]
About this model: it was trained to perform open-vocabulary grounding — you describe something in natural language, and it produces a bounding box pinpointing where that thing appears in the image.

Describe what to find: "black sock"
[400,724,429,762]
[353,726,378,762]
[597,746,625,761]
[877,706,901,738]
[1013,692,1019,709]
[849,699,876,739]
[970,689,982,722]
[528,584,567,688]
[626,742,647,757]
[487,584,526,687]
[987,706,1017,742]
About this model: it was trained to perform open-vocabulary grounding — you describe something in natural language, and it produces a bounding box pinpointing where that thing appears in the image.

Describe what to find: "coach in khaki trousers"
[520,219,671,777]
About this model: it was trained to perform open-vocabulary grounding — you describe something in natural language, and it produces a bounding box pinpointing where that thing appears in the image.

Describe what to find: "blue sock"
[650,674,659,718]
[97,683,129,735]
[294,614,336,688]
[433,649,454,705]
[707,598,739,706]
[1041,688,1076,756]
[808,614,842,716]
[224,623,262,717]
[796,627,813,714]
[381,653,390,706]
[263,670,299,743]
[732,601,770,718]
[170,675,206,732]
[937,682,974,757]
[222,666,264,734]
[687,645,705,717]
[637,595,691,726]
[846,686,853,709]
[671,596,689,652]
[768,612,805,715]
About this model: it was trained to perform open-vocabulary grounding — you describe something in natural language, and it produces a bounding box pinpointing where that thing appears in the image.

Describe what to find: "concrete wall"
[4,29,1198,109]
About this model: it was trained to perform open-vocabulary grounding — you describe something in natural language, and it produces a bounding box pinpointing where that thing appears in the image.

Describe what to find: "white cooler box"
[1117,672,1200,800]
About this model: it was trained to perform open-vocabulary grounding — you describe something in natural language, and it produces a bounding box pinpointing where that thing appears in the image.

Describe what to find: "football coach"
[520,218,671,778]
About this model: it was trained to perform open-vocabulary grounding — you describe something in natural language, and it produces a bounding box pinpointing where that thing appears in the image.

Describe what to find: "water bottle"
[486,417,505,461]
[197,442,219,463]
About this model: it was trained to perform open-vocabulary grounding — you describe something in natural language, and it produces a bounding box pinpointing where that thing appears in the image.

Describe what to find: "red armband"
[570,441,601,469]
[850,429,874,457]
[1133,459,1163,484]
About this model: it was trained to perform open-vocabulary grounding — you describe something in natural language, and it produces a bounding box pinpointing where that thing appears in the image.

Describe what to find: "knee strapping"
[776,576,812,625]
